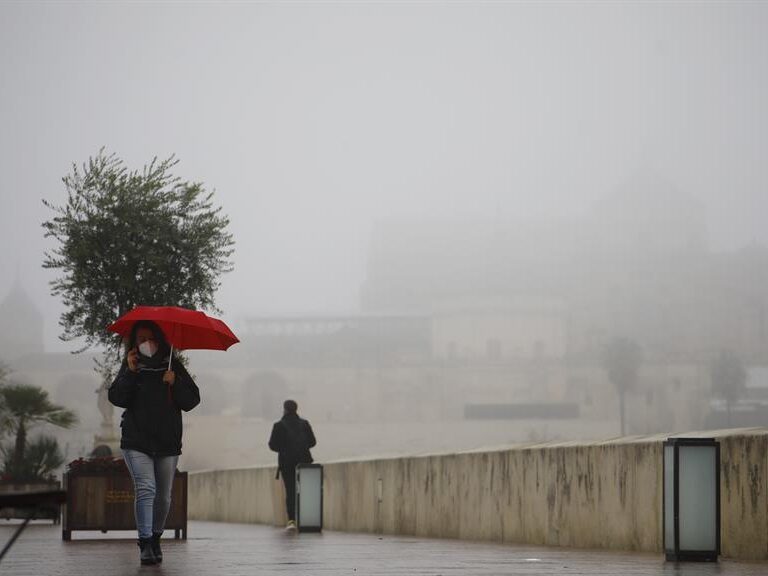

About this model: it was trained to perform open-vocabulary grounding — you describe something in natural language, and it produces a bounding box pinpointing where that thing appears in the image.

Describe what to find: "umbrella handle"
[167,345,173,405]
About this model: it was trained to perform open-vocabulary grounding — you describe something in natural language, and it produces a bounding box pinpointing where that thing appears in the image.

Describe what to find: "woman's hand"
[127,348,139,372]
[163,370,175,386]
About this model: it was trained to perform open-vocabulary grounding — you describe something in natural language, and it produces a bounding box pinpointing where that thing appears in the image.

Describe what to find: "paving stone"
[1,520,765,576]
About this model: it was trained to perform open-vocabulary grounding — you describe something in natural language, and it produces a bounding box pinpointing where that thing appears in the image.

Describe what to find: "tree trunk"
[13,418,26,471]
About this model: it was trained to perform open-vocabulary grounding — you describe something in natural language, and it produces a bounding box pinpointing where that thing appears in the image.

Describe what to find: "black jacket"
[268,413,316,471]
[108,357,200,457]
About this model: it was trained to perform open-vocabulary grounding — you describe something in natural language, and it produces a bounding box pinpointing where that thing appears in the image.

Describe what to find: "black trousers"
[280,465,296,521]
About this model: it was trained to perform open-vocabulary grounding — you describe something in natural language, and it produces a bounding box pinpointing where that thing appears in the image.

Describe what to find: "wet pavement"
[1,520,765,575]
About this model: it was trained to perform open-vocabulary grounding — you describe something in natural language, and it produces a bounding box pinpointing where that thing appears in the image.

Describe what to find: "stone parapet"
[189,428,768,561]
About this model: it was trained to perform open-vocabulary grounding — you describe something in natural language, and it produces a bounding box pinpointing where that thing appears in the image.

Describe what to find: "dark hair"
[127,320,170,357]
[283,399,298,414]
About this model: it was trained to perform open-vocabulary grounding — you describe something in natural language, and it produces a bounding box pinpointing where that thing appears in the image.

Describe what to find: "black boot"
[138,537,157,565]
[151,532,163,563]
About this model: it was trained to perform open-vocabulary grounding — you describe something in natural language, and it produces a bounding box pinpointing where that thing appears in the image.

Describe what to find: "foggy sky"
[1,1,767,352]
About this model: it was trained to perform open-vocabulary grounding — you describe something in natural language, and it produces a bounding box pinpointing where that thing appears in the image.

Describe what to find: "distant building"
[350,173,768,435]
[0,279,44,361]
[430,303,567,361]
[360,173,768,364]
[588,171,709,255]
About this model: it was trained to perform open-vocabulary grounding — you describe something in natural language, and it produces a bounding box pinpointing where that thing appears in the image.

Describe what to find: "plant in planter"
[0,371,74,522]
[1,435,65,484]
[66,456,129,476]
[0,383,77,485]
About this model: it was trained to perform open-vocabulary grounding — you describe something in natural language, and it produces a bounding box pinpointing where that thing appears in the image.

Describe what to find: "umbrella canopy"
[107,306,239,351]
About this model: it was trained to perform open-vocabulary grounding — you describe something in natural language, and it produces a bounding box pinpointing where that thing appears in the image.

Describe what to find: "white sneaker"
[285,520,297,532]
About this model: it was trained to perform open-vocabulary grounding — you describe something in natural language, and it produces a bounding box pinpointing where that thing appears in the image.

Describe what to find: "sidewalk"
[1,520,765,575]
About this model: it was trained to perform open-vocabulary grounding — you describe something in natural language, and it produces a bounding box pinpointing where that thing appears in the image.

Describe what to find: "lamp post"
[295,463,323,533]
[663,438,720,562]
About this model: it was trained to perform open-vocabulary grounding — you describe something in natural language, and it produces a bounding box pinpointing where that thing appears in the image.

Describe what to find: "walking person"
[268,399,316,531]
[108,320,200,565]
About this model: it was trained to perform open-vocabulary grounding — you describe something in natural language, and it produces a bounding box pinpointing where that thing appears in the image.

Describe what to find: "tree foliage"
[2,435,65,483]
[0,384,77,429]
[42,150,235,357]
[0,383,76,482]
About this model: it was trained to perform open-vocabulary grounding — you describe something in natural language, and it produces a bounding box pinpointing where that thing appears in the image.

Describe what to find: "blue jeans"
[122,449,178,539]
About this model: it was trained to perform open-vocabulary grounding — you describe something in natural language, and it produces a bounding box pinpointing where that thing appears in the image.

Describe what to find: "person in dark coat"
[108,320,200,565]
[268,399,316,530]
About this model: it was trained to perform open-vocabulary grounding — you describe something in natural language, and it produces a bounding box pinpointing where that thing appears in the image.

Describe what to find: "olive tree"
[43,150,235,375]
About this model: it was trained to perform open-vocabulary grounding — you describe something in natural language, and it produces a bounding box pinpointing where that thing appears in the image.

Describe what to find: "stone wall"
[189,466,286,526]
[188,428,768,561]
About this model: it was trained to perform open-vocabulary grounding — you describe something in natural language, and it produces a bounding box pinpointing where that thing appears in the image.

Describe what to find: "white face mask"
[138,341,158,358]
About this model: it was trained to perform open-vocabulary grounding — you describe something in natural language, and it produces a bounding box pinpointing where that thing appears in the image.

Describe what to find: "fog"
[1,1,767,471]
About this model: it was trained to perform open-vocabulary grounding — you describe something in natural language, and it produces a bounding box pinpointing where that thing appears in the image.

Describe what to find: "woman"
[108,320,200,565]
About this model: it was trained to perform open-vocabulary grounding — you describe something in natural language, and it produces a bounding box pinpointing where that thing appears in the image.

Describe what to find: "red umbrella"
[108,306,239,368]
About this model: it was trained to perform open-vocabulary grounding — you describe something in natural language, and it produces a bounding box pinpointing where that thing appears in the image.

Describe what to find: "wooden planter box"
[62,470,187,541]
[0,482,61,523]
